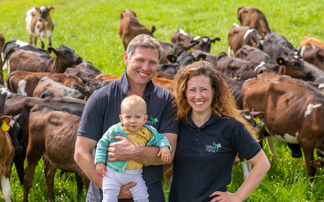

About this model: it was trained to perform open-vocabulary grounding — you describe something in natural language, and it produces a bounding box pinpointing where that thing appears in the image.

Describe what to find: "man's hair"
[121,94,147,114]
[126,34,163,62]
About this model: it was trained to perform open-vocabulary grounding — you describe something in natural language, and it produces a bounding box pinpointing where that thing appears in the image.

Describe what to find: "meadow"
[1,0,324,201]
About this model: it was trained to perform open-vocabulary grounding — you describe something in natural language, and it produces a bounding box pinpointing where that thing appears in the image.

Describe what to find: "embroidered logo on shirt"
[146,116,158,127]
[205,141,221,153]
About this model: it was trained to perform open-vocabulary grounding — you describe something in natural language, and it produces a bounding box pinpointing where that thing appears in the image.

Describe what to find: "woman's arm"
[209,150,270,202]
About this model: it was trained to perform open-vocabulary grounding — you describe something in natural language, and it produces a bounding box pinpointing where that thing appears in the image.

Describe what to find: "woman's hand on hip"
[209,191,243,202]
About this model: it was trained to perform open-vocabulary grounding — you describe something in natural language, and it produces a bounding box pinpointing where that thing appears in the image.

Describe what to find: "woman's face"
[185,74,214,116]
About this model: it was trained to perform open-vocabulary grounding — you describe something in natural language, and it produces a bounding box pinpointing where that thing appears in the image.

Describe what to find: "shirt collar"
[184,112,221,129]
[143,79,154,98]
[117,71,155,98]
[118,72,131,95]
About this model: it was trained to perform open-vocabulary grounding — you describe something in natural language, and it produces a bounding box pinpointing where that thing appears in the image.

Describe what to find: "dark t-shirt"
[77,72,178,202]
[169,113,261,202]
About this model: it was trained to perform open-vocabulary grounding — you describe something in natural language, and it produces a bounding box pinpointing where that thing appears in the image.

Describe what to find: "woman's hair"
[172,61,255,138]
[121,94,147,114]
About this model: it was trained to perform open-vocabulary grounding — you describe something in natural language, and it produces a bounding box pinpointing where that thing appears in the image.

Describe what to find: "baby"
[95,94,171,202]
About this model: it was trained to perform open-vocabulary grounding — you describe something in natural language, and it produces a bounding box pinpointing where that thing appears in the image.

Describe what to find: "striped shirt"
[94,122,171,173]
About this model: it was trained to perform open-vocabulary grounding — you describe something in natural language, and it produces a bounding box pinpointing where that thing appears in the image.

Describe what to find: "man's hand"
[108,136,138,162]
[117,182,136,199]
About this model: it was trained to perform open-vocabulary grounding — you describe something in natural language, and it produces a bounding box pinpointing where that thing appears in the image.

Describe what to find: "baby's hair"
[121,95,147,114]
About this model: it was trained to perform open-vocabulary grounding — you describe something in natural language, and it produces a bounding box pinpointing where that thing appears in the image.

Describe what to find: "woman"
[169,61,270,202]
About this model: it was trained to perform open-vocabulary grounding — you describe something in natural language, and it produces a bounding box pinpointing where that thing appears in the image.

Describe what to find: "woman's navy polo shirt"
[169,113,261,202]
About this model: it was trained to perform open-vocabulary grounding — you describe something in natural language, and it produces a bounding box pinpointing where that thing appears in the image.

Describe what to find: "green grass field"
[1,0,324,201]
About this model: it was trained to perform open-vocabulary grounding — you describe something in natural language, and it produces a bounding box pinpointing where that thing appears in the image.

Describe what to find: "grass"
[5,141,324,201]
[7,160,86,202]
[1,0,324,78]
[164,140,324,202]
[1,0,324,201]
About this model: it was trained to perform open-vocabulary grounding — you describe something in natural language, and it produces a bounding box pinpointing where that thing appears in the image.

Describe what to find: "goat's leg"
[1,175,12,202]
[44,160,57,202]
[23,156,40,202]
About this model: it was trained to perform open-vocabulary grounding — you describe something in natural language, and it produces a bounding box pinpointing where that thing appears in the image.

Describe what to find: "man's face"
[124,47,159,87]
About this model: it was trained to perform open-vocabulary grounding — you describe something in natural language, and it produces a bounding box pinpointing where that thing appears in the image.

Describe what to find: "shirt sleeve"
[157,92,178,135]
[232,121,261,160]
[77,91,106,141]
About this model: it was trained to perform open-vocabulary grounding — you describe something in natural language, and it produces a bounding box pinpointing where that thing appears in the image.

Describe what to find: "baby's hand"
[96,162,107,176]
[157,146,170,162]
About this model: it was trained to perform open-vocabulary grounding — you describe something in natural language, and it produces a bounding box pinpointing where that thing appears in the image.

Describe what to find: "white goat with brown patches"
[25,6,54,49]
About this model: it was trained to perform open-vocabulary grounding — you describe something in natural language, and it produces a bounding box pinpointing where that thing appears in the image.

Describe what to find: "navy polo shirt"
[77,72,178,202]
[169,113,261,202]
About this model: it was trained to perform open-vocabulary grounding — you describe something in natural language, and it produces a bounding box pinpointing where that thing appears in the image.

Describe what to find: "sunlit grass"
[1,159,86,202]
[228,140,324,202]
[1,0,324,78]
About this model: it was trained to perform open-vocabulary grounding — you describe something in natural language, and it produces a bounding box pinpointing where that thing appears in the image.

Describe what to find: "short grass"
[7,160,86,202]
[1,0,324,78]
[1,0,324,201]
[4,140,323,201]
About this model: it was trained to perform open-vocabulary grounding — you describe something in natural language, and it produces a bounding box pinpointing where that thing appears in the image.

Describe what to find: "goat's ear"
[190,40,199,45]
[276,57,286,66]
[185,42,197,50]
[13,114,21,123]
[232,72,241,81]
[212,37,221,45]
[48,47,57,57]
[167,55,177,63]
[251,111,265,120]
[196,54,206,61]
[49,7,54,11]
[0,116,12,131]
[151,26,156,33]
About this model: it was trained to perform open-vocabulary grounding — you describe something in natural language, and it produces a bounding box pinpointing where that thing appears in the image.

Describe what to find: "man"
[74,34,178,202]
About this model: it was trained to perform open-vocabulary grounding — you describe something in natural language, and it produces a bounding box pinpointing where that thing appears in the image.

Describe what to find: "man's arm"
[74,136,103,189]
[108,132,177,165]
[74,135,135,199]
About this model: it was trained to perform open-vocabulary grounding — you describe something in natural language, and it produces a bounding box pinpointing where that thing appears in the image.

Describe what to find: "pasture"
[1,0,324,201]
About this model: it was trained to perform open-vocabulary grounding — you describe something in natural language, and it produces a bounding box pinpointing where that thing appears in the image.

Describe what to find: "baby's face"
[120,105,148,132]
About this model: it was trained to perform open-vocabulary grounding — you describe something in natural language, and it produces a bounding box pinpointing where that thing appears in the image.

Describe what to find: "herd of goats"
[1,5,324,202]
